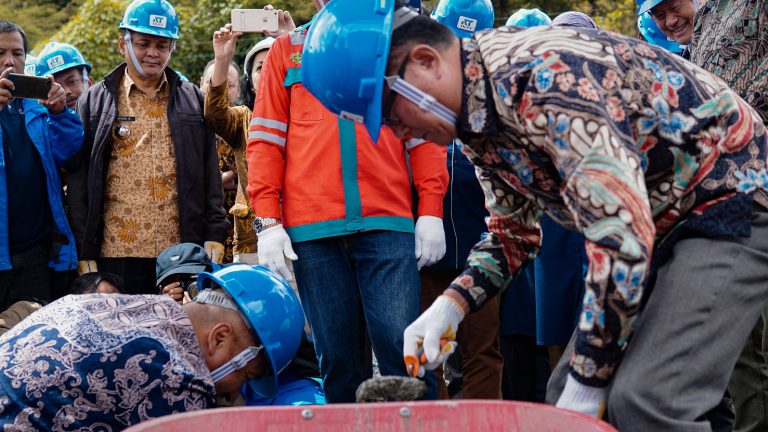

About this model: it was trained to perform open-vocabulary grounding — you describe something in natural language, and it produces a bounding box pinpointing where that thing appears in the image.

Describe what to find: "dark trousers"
[547,208,768,431]
[98,257,157,295]
[420,268,503,399]
[0,242,51,310]
[729,307,768,432]
[500,334,550,402]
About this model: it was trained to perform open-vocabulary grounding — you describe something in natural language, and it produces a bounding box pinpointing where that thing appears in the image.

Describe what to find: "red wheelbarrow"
[125,400,617,431]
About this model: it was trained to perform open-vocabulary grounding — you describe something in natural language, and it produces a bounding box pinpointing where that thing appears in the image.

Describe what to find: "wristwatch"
[253,217,282,234]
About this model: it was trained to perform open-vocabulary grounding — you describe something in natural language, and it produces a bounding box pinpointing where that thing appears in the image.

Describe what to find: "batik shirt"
[451,26,768,387]
[101,72,182,258]
[0,295,215,430]
[690,0,768,124]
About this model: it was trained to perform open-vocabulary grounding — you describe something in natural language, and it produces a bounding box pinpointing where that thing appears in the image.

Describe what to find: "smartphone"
[231,9,279,33]
[7,73,52,100]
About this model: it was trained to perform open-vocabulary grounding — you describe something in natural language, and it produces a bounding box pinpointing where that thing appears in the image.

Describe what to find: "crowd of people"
[0,0,764,430]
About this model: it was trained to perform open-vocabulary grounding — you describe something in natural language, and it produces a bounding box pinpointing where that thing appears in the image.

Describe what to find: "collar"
[122,68,168,96]
[457,37,497,143]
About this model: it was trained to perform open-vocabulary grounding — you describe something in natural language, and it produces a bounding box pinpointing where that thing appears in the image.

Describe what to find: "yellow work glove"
[204,241,225,264]
[77,260,98,276]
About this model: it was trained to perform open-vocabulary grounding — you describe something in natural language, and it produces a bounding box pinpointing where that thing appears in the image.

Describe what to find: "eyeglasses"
[381,57,410,126]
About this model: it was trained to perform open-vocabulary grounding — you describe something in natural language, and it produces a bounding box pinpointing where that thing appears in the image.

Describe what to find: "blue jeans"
[292,231,436,402]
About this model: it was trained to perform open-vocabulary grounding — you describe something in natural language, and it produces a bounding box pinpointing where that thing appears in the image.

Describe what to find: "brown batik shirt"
[101,71,181,258]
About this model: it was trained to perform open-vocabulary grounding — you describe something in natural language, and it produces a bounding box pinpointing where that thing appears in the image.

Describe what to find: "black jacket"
[68,64,228,260]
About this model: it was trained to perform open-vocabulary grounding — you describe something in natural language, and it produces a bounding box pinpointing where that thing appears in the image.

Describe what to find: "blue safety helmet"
[637,12,683,54]
[35,42,92,78]
[637,0,664,16]
[24,54,37,76]
[505,8,551,27]
[119,0,180,40]
[431,0,495,38]
[301,0,396,142]
[197,264,305,398]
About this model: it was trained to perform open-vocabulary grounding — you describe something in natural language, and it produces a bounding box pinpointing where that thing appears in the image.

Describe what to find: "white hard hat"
[243,37,275,75]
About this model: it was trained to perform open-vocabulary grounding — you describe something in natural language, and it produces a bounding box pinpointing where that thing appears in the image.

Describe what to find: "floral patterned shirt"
[0,294,214,430]
[101,72,182,258]
[450,27,768,387]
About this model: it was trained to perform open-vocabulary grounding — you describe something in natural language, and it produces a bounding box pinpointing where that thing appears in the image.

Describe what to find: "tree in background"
[0,0,81,52]
[425,0,636,34]
[27,0,316,81]
[16,0,636,82]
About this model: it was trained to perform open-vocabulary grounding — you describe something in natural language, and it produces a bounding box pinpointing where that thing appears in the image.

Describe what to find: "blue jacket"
[0,100,83,271]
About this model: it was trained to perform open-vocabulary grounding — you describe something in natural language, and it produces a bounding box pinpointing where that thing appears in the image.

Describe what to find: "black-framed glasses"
[381,56,410,126]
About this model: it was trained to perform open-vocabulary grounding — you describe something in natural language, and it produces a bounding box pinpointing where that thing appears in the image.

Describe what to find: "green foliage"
[36,0,126,80]
[30,0,637,82]
[426,0,637,34]
[0,0,81,49]
[32,0,316,82]
[171,0,315,84]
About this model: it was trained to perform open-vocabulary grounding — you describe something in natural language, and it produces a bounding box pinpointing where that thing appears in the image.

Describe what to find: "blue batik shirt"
[0,294,215,430]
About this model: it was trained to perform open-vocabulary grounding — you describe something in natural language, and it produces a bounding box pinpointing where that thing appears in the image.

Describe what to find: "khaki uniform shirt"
[101,72,181,258]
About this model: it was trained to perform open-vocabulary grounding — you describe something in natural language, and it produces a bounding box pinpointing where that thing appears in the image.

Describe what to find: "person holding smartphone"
[0,20,83,310]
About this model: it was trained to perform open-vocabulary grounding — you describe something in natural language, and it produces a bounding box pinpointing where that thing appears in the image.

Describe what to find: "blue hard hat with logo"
[35,42,92,78]
[637,12,683,53]
[24,54,37,76]
[431,0,495,38]
[197,264,305,398]
[301,0,396,143]
[119,0,180,40]
[505,8,551,27]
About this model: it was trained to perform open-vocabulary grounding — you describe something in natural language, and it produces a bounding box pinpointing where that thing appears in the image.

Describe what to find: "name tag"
[117,115,136,122]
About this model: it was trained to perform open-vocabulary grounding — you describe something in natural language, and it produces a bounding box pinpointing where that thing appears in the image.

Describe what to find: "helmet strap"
[124,32,148,78]
[385,75,458,126]
[81,68,90,90]
[209,345,264,383]
[123,31,175,78]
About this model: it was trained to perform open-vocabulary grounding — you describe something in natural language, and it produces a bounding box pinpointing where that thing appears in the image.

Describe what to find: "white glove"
[403,295,465,378]
[556,374,608,418]
[257,224,298,281]
[414,215,446,270]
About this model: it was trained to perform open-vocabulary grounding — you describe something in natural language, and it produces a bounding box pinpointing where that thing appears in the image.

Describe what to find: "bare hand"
[162,281,186,305]
[213,23,243,62]
[0,67,15,110]
[42,77,67,114]
[263,4,296,37]
[222,170,237,190]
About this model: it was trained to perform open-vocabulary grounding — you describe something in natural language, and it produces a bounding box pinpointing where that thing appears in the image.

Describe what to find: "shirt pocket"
[289,84,326,123]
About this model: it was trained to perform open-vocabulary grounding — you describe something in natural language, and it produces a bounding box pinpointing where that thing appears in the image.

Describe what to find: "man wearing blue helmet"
[36,42,93,110]
[300,2,768,430]
[0,21,82,310]
[506,8,551,27]
[67,0,228,295]
[0,264,306,429]
[637,0,699,48]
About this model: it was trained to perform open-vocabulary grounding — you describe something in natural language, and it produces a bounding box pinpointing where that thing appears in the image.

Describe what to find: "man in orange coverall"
[246,0,448,403]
